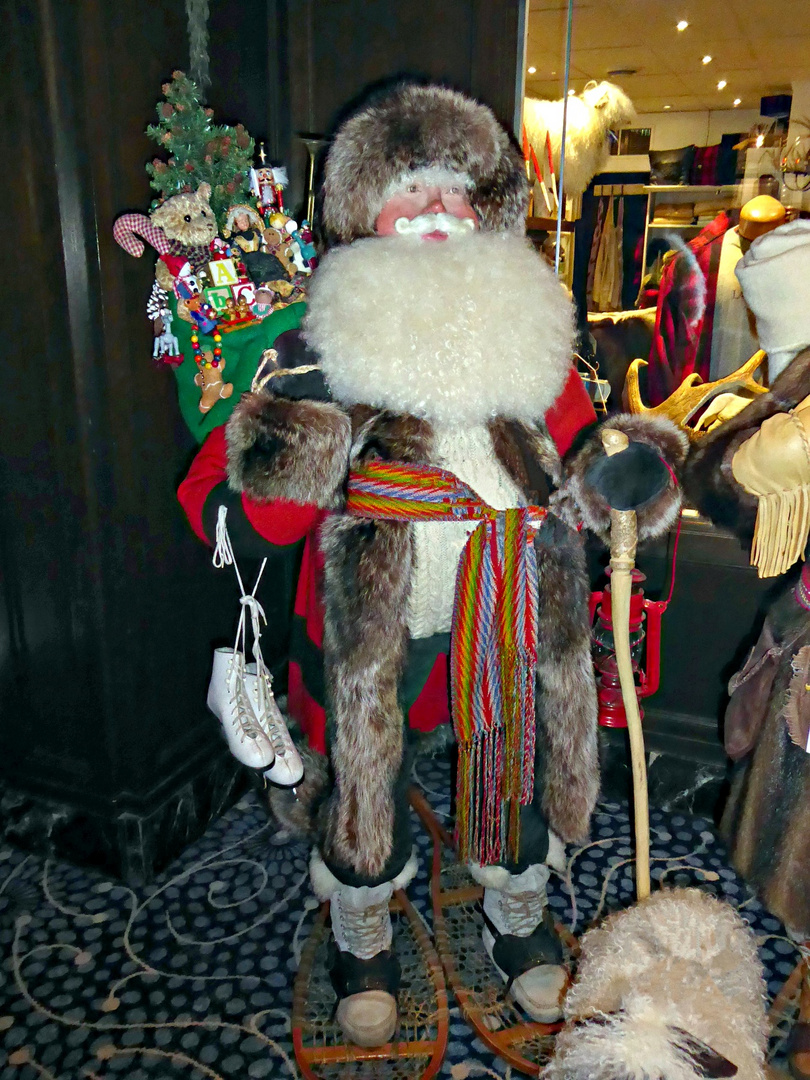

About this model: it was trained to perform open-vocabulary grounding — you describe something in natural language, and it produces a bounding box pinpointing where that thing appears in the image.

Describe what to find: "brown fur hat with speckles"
[320,83,528,247]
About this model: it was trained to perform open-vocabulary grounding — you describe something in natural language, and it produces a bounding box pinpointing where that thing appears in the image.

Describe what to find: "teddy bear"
[149,183,218,276]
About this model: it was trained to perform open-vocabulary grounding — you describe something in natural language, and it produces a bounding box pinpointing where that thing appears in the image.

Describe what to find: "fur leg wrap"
[320,516,413,879]
[310,847,419,901]
[551,413,688,545]
[226,392,351,508]
[534,514,599,843]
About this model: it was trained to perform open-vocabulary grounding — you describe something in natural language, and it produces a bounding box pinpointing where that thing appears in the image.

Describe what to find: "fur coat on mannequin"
[223,228,687,881]
[685,347,810,937]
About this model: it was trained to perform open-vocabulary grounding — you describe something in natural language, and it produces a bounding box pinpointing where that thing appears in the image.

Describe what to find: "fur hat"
[320,83,529,246]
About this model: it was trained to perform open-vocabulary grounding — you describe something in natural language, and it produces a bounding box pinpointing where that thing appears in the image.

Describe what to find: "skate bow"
[347,458,547,865]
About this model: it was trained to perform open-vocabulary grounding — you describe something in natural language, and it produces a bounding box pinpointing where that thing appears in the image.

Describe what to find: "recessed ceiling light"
[733,98,741,106]
[717,79,727,90]
[663,104,672,110]
[568,89,576,96]
[528,66,536,74]
[676,19,689,31]
[702,55,712,65]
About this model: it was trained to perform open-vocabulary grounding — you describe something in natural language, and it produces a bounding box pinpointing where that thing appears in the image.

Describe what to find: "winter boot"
[245,665,305,787]
[470,862,567,1023]
[207,647,276,770]
[310,850,418,1048]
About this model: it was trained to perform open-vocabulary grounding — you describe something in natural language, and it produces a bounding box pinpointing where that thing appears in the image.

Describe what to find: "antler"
[625,350,768,439]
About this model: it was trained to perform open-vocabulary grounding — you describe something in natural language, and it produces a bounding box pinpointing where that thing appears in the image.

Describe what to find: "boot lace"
[499,887,547,938]
[337,898,391,959]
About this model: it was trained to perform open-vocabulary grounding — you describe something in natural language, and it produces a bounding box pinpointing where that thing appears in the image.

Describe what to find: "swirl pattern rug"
[0,753,802,1079]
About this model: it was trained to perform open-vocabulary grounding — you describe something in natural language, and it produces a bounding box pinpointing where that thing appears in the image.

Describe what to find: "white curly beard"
[302,231,575,426]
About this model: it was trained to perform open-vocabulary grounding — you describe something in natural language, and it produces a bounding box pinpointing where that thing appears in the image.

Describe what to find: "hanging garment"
[586,196,608,311]
[592,196,622,312]
[609,197,624,312]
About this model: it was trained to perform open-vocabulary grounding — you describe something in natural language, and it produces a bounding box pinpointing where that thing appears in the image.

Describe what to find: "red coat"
[178,366,596,754]
[647,211,735,405]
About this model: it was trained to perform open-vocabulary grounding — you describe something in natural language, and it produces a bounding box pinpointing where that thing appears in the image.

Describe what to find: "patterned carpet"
[0,752,802,1079]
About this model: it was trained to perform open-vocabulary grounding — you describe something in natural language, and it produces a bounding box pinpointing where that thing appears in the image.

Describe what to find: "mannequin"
[709,195,786,380]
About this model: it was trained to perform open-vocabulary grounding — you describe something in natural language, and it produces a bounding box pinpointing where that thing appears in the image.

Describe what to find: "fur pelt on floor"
[523,81,635,198]
[548,888,769,1080]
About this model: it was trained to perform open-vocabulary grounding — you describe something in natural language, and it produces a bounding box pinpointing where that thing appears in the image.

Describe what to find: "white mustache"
[394,212,476,237]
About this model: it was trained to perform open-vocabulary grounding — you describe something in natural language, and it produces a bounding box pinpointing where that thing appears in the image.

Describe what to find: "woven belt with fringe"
[346,458,547,866]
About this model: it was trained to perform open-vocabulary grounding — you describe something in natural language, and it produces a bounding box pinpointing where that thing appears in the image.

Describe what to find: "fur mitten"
[226,391,351,508]
[550,413,688,545]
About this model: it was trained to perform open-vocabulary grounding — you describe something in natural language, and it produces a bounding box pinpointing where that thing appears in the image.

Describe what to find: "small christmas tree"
[146,71,255,228]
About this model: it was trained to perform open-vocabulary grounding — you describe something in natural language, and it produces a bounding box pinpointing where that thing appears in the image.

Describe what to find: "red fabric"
[177,425,321,546]
[647,211,733,405]
[178,374,596,754]
[177,425,229,542]
[545,366,597,455]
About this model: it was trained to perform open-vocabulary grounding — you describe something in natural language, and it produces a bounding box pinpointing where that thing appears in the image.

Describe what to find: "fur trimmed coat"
[205,379,685,880]
[685,347,810,936]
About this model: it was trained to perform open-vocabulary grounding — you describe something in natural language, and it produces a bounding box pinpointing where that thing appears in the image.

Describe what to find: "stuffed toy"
[178,82,686,1049]
[149,182,217,276]
[523,80,635,197]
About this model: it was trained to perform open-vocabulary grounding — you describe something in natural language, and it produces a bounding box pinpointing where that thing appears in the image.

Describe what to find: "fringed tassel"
[751,486,810,578]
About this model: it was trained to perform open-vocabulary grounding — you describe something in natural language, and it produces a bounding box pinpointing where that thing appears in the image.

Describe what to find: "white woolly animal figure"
[523,81,635,197]
[547,889,768,1080]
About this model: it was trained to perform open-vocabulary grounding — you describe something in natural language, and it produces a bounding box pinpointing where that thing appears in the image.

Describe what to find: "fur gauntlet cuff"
[684,348,810,537]
[226,391,351,508]
[550,413,688,545]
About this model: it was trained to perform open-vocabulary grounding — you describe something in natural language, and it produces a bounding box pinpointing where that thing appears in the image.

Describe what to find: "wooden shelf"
[526,216,574,232]
[642,184,738,195]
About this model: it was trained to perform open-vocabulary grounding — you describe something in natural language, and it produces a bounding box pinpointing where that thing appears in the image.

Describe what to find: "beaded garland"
[190,329,223,369]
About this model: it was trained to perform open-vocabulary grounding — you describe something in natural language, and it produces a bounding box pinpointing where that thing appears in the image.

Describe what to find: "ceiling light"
[733,98,741,106]
[568,89,576,96]
[717,79,727,90]
[702,55,712,65]
[755,133,765,148]
[676,20,689,31]
[528,66,536,74]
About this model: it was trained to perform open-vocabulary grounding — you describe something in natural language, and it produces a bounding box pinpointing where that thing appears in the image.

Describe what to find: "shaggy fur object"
[310,847,419,900]
[304,231,575,427]
[321,82,528,246]
[226,394,351,508]
[534,514,600,843]
[523,81,636,198]
[684,346,810,538]
[551,413,689,545]
[550,889,768,1080]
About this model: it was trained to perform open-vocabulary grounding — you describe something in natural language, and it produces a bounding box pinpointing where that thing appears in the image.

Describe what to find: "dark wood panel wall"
[0,0,527,880]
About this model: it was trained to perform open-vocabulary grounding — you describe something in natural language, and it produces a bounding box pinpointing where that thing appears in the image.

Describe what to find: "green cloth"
[169,298,306,442]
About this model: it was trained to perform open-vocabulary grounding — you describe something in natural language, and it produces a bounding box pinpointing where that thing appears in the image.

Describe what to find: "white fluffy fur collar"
[303,231,575,426]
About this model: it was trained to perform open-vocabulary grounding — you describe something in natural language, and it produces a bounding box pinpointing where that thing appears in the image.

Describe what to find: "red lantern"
[589,568,667,729]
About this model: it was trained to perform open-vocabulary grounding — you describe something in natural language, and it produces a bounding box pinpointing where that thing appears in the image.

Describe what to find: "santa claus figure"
[179,83,687,1048]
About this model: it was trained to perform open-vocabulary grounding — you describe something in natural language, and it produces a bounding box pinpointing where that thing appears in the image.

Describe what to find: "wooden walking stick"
[601,428,650,900]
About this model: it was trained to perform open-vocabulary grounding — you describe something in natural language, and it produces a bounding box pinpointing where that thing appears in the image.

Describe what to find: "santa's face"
[375,179,478,241]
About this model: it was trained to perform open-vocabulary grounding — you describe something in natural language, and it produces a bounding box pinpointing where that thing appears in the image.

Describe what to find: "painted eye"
[447,186,461,195]
[184,214,192,222]
[407,184,420,194]
[201,210,207,217]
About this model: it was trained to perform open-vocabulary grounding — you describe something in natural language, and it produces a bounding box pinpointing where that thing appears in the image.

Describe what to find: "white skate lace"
[499,888,547,938]
[213,507,275,743]
[336,898,391,959]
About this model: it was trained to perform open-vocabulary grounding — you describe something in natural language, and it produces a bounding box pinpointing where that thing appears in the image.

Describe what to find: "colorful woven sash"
[346,458,546,865]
